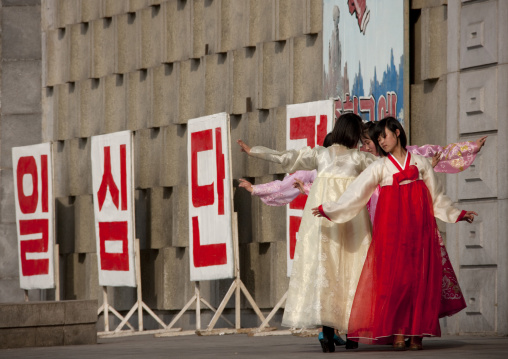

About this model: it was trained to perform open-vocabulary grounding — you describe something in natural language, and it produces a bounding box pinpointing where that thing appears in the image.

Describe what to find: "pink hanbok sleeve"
[406,141,479,173]
[251,170,317,206]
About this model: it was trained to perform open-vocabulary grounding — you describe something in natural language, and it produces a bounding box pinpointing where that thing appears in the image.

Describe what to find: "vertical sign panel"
[286,100,334,277]
[188,113,234,281]
[92,131,136,287]
[323,0,405,124]
[12,143,55,290]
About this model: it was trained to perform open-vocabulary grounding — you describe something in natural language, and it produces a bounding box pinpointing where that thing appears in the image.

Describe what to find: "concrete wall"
[0,0,44,302]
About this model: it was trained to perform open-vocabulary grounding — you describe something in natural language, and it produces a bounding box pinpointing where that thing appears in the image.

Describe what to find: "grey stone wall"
[0,0,43,302]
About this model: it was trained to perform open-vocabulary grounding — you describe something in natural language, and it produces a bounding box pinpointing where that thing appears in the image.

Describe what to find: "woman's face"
[377,127,400,154]
[360,136,378,156]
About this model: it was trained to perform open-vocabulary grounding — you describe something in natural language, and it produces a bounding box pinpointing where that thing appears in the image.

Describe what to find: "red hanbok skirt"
[347,180,443,344]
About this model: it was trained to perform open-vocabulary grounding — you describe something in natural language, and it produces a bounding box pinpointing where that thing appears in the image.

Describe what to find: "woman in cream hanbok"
[237,114,376,346]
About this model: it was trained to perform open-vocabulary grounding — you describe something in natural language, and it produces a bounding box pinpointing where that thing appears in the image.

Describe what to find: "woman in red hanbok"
[313,117,477,350]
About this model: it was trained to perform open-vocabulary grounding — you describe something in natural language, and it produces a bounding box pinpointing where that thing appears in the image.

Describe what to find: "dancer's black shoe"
[345,335,359,350]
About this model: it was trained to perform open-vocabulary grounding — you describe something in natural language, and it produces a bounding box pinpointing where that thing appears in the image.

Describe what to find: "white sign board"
[286,100,335,276]
[91,131,136,287]
[187,113,234,281]
[12,143,55,289]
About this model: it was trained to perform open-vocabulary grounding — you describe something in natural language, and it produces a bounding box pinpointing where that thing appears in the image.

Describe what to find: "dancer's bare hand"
[237,139,251,155]
[312,206,322,217]
[475,136,487,152]
[293,179,306,194]
[238,178,254,193]
[462,211,478,223]
[431,151,442,168]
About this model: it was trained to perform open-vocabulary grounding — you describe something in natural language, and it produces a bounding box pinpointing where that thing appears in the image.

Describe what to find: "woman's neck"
[390,145,407,165]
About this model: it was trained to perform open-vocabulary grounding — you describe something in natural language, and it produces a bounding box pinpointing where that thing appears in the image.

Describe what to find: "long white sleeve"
[249,146,320,173]
[321,160,383,223]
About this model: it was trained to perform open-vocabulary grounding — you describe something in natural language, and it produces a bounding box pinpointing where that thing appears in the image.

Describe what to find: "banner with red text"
[91,131,136,287]
[187,113,234,281]
[12,143,55,290]
[286,100,335,277]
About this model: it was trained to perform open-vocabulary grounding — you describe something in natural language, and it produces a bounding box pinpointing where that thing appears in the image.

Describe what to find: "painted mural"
[323,0,405,124]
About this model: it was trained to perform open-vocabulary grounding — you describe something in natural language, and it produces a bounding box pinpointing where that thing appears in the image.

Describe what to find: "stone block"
[159,124,187,187]
[109,286,136,311]
[74,195,96,253]
[0,170,16,224]
[103,0,130,18]
[217,0,248,53]
[457,134,497,200]
[291,33,322,104]
[115,12,139,74]
[205,53,230,115]
[0,328,36,349]
[458,199,498,266]
[69,22,91,82]
[0,224,18,278]
[267,107,285,175]
[35,326,64,347]
[140,5,163,69]
[79,78,103,138]
[45,27,69,86]
[410,79,447,148]
[411,0,447,8]
[229,114,249,180]
[63,254,100,302]
[80,0,101,23]
[421,6,446,80]
[190,0,218,58]
[55,82,79,140]
[251,174,286,244]
[2,5,42,60]
[232,178,253,244]
[129,0,151,13]
[127,70,152,130]
[135,189,149,250]
[147,187,173,249]
[458,267,496,333]
[1,60,42,116]
[229,47,257,115]
[178,59,205,124]
[42,0,57,31]
[274,0,306,41]
[171,184,189,248]
[150,64,180,128]
[64,300,98,324]
[52,140,70,198]
[0,114,42,168]
[56,197,76,254]
[460,0,497,69]
[4,0,42,6]
[0,278,30,303]
[447,0,461,73]
[459,66,498,134]
[103,74,127,134]
[68,137,92,196]
[162,0,192,63]
[57,0,80,28]
[64,323,97,345]
[91,17,115,79]
[241,241,288,309]
[42,86,57,142]
[83,253,100,302]
[155,246,191,310]
[245,0,274,46]
[257,41,290,110]
[134,127,161,189]
[305,0,322,35]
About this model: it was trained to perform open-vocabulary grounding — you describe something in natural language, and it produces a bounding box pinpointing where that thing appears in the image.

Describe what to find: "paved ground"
[1,333,508,358]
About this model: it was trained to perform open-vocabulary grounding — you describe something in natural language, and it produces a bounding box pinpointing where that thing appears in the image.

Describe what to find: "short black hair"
[374,116,407,156]
[361,121,376,141]
[322,133,333,148]
[330,113,362,149]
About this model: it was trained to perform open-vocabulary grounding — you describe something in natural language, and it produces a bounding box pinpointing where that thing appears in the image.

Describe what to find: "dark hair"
[322,133,333,148]
[374,116,407,156]
[361,121,376,141]
[329,113,362,149]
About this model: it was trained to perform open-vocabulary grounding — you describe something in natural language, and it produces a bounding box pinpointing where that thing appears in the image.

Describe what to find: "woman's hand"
[238,178,254,193]
[462,211,478,223]
[237,139,251,155]
[312,206,322,217]
[431,151,442,168]
[293,179,306,194]
[475,136,487,152]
